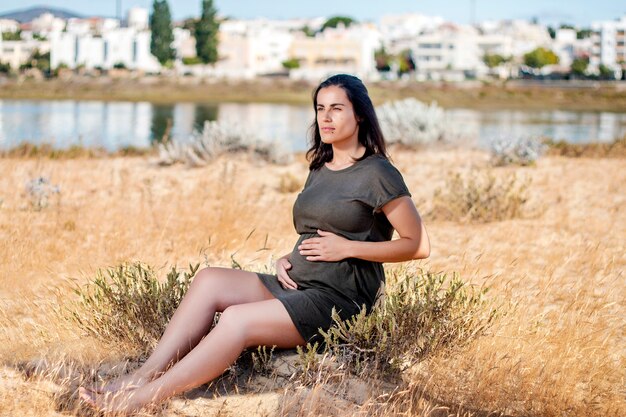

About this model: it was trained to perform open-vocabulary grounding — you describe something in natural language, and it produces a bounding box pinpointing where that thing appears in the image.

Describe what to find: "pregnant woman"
[80,73,430,414]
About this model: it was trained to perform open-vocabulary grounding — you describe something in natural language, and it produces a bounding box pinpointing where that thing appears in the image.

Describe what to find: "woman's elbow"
[411,235,430,260]
[413,246,430,260]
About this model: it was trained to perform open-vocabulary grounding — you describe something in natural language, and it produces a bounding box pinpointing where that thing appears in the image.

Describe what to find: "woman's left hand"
[298,229,350,262]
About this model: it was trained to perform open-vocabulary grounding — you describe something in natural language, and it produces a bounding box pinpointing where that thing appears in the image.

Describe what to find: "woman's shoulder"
[361,154,400,174]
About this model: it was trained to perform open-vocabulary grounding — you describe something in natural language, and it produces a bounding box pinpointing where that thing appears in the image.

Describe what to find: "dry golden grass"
[0,148,624,416]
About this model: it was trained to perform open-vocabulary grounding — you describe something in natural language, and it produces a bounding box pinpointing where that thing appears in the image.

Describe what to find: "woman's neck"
[330,144,366,166]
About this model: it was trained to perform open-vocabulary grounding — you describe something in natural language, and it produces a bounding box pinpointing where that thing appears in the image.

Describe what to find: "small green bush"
[182,56,202,65]
[66,262,198,352]
[316,267,499,379]
[430,170,530,223]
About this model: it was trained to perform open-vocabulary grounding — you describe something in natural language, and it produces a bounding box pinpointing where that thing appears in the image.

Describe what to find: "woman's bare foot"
[85,372,151,394]
[79,386,149,415]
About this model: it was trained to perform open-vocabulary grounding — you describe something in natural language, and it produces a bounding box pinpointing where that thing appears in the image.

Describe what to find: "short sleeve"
[364,157,412,213]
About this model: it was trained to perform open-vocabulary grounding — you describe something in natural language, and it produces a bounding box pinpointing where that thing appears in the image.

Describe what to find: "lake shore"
[1,77,626,111]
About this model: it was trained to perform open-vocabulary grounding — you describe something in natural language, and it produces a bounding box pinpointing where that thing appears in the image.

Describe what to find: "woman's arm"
[298,196,430,263]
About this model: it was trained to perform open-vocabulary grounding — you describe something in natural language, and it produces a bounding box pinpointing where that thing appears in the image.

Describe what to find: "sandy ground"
[0,148,624,416]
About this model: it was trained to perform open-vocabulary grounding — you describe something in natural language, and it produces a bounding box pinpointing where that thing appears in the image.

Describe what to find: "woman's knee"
[216,305,250,344]
[190,267,224,290]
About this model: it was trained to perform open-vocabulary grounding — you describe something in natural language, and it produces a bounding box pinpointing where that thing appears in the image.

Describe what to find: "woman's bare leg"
[91,267,276,392]
[84,299,305,413]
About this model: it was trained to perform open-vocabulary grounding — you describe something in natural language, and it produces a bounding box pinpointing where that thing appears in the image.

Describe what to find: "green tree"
[523,47,559,69]
[20,49,50,73]
[195,0,220,64]
[300,25,316,37]
[0,61,11,74]
[281,58,300,70]
[321,16,355,31]
[598,64,614,80]
[570,56,589,76]
[374,46,393,71]
[2,30,22,41]
[397,49,415,74]
[182,17,198,33]
[150,0,175,65]
[576,28,593,39]
[483,53,508,68]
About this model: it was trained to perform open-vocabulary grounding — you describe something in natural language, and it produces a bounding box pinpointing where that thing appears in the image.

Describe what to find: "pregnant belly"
[288,233,356,297]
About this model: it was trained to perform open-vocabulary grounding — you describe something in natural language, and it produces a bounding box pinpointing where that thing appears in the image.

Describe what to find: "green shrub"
[182,56,202,65]
[315,267,499,379]
[282,58,300,70]
[66,262,198,352]
[430,170,530,223]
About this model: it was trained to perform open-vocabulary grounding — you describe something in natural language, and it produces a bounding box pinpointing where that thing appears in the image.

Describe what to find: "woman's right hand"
[276,256,297,289]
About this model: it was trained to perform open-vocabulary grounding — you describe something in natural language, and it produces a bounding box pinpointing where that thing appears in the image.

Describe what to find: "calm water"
[1,99,625,152]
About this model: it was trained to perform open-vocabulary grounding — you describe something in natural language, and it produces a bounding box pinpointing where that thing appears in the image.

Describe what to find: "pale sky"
[0,0,624,27]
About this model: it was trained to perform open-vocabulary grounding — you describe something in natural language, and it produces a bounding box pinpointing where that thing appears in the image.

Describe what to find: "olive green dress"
[257,153,411,343]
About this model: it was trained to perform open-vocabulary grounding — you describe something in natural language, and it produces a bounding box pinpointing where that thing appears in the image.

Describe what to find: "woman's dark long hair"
[306,74,388,170]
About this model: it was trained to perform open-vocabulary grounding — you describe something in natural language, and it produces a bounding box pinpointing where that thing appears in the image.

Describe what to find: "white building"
[379,13,444,54]
[127,7,149,31]
[0,38,49,70]
[66,17,120,35]
[31,12,66,34]
[50,28,160,72]
[553,28,578,68]
[479,20,551,57]
[590,15,626,72]
[185,19,294,79]
[173,27,196,59]
[288,23,381,81]
[411,23,481,81]
[474,32,515,78]
[0,19,20,33]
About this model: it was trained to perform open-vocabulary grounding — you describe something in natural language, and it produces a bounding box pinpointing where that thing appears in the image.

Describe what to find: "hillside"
[0,5,82,22]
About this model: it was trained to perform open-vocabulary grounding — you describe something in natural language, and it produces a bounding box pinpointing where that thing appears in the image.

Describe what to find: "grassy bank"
[1,77,626,111]
[0,148,624,416]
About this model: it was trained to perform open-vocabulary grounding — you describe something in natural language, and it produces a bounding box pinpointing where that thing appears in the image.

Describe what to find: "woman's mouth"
[321,127,335,132]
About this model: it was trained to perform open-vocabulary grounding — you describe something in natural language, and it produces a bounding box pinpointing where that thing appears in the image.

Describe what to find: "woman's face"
[316,85,360,146]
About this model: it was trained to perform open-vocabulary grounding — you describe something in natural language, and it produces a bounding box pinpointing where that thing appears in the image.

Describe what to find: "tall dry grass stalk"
[0,149,624,416]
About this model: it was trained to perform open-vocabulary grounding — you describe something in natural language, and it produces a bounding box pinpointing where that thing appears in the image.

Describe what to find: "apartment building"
[288,23,380,81]
[215,19,293,78]
[379,13,444,54]
[0,19,20,33]
[0,38,49,69]
[591,15,626,71]
[411,23,481,81]
[31,12,65,34]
